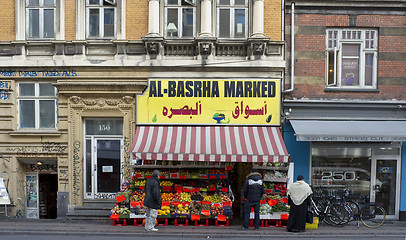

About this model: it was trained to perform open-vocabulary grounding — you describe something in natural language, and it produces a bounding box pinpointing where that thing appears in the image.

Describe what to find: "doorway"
[371,156,400,219]
[84,118,124,199]
[39,174,57,219]
[85,138,123,199]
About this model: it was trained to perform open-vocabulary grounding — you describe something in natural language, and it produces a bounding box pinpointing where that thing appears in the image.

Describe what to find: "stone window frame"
[17,82,58,130]
[216,0,249,39]
[164,0,197,38]
[16,0,63,40]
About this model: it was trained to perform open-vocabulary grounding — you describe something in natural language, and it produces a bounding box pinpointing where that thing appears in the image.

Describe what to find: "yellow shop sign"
[137,79,281,125]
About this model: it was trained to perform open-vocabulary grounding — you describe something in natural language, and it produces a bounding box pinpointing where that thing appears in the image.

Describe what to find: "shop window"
[326,29,377,89]
[217,0,248,38]
[86,0,116,39]
[165,0,196,38]
[311,146,372,198]
[26,0,56,39]
[17,82,57,130]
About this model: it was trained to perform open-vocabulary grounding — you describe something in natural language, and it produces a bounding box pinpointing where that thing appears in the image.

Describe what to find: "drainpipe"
[285,2,295,93]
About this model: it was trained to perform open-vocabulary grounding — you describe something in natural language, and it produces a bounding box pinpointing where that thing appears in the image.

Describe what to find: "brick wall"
[264,0,282,41]
[0,1,15,40]
[65,0,76,40]
[285,12,406,100]
[126,0,148,40]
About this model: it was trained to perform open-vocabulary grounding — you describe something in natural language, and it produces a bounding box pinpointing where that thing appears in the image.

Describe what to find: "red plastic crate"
[157,218,169,226]
[249,219,264,228]
[174,218,189,226]
[264,219,288,228]
[215,219,229,227]
[193,219,209,226]
[133,218,144,226]
[112,218,128,226]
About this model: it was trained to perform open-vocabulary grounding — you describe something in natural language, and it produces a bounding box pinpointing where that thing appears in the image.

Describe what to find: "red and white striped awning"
[130,126,290,163]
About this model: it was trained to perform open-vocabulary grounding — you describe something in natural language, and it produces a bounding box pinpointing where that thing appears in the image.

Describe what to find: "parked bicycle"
[340,191,386,228]
[309,194,349,227]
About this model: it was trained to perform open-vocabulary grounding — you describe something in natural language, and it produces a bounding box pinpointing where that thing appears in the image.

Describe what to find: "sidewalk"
[0,217,405,238]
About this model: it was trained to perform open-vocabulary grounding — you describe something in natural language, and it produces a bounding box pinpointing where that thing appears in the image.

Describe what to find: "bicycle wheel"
[360,204,386,228]
[327,204,350,226]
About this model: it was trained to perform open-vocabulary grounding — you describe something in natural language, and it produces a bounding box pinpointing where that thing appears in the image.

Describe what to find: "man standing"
[143,170,162,232]
[242,170,265,230]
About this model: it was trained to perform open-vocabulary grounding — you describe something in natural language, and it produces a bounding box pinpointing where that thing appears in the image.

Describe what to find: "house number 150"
[99,125,111,131]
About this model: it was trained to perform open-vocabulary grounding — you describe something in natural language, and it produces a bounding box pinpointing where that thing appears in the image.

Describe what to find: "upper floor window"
[217,0,248,38]
[165,0,196,38]
[17,82,57,130]
[326,29,378,89]
[26,0,56,39]
[86,0,116,39]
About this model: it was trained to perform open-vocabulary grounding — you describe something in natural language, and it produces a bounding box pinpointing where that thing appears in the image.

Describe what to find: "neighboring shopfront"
[0,67,148,218]
[284,120,406,220]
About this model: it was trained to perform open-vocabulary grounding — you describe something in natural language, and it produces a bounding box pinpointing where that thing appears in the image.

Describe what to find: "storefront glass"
[311,146,372,198]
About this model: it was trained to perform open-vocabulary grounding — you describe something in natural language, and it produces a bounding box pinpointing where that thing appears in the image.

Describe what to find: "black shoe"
[241,227,249,230]
[254,228,259,230]
[298,230,306,232]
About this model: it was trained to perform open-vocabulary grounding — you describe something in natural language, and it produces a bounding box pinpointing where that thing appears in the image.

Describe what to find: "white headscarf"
[287,180,312,205]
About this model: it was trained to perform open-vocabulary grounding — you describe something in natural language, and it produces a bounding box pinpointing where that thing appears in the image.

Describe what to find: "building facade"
[283,0,406,220]
[0,0,285,219]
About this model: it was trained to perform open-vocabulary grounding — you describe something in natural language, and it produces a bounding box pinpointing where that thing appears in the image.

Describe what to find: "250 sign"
[321,171,356,181]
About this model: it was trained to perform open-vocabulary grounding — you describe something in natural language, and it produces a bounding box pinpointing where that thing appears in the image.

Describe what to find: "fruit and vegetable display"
[112,161,289,224]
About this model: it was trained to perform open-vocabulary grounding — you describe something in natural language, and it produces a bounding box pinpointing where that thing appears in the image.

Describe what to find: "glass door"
[96,139,122,194]
[26,174,39,218]
[371,157,400,219]
[85,138,123,199]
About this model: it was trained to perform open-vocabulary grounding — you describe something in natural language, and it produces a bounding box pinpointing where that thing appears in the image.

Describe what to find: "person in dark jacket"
[242,170,265,230]
[286,175,313,232]
[143,169,162,232]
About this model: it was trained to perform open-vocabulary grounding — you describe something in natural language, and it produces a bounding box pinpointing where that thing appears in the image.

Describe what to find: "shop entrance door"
[85,138,123,199]
[371,157,400,219]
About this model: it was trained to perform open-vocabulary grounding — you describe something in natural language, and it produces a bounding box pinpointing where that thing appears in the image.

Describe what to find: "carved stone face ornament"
[200,42,212,55]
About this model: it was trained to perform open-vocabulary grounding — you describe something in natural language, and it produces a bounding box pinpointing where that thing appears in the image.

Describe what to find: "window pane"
[29,9,40,38]
[89,9,100,37]
[104,9,115,37]
[181,0,193,6]
[327,51,336,85]
[89,0,100,5]
[219,9,230,38]
[43,0,55,6]
[167,0,178,4]
[342,58,359,86]
[28,0,39,6]
[167,9,178,37]
[44,9,55,38]
[19,83,35,96]
[20,100,35,128]
[365,53,374,86]
[235,0,246,5]
[342,44,360,57]
[39,83,55,96]
[219,0,230,5]
[234,9,245,37]
[39,100,55,128]
[182,9,194,37]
